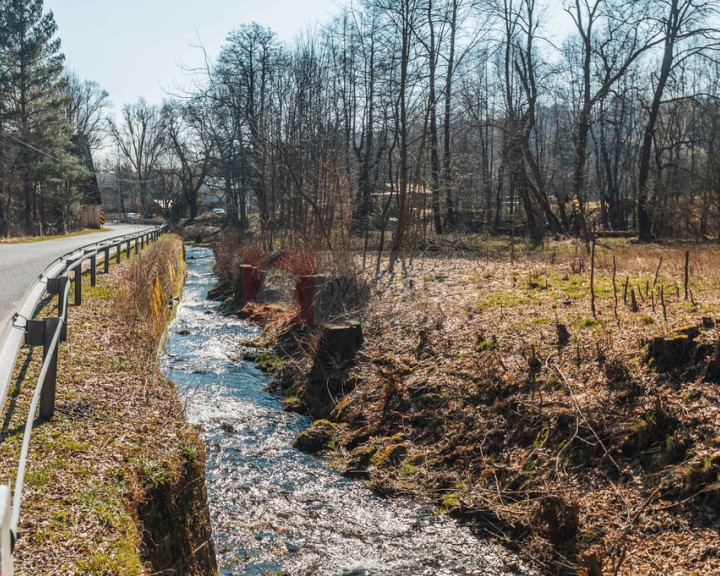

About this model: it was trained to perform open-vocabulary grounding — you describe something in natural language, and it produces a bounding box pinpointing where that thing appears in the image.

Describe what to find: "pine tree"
[0,0,81,235]
[0,4,12,236]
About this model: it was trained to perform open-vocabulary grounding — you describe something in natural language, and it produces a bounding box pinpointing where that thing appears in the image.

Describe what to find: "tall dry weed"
[115,237,185,343]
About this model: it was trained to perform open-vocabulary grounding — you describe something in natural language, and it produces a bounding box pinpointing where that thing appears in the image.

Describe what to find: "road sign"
[99,211,105,227]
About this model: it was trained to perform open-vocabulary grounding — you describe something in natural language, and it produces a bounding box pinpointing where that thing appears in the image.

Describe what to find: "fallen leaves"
[325,241,720,575]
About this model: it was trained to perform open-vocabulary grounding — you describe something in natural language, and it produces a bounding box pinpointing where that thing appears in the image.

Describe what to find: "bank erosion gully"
[0,225,167,574]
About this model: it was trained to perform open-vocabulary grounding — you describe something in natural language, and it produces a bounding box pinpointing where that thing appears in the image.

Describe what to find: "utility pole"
[116,167,125,218]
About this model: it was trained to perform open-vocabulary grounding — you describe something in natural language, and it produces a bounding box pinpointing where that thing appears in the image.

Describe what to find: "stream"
[161,245,537,576]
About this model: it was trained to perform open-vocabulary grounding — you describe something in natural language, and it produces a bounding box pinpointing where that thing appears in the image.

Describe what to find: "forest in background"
[2,0,720,249]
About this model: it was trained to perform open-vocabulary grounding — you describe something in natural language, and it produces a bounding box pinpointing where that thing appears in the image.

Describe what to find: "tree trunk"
[442,0,458,229]
[427,0,443,234]
[638,1,678,242]
[389,1,413,273]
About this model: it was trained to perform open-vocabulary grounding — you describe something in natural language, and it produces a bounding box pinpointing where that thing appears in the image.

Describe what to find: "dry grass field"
[266,238,720,576]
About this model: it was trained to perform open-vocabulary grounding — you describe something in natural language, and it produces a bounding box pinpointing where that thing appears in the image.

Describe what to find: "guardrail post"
[40,318,60,421]
[141,234,145,249]
[90,255,97,287]
[0,485,13,576]
[73,262,82,306]
[104,247,110,274]
[116,243,121,264]
[47,277,69,340]
[126,240,131,259]
[25,318,60,420]
[134,238,139,255]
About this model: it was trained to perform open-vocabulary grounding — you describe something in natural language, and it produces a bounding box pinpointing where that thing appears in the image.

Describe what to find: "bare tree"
[108,98,165,214]
[564,0,664,238]
[637,0,720,240]
[64,72,109,151]
[162,98,212,220]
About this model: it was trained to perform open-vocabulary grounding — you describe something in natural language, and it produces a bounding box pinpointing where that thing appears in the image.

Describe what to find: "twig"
[612,256,619,323]
[637,285,646,303]
[612,547,627,576]
[590,238,597,318]
[623,276,629,306]
[653,256,663,288]
[660,285,667,321]
[549,362,623,476]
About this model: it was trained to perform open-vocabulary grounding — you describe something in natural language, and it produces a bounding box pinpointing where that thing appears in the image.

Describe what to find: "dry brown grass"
[287,239,720,576]
[114,237,185,342]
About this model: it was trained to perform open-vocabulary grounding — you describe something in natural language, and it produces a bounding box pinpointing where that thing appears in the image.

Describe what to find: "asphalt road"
[0,224,154,339]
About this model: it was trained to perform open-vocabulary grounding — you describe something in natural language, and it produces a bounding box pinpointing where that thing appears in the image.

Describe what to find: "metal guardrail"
[0,225,167,573]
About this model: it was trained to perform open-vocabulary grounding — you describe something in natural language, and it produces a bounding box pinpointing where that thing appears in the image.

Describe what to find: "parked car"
[212,208,226,215]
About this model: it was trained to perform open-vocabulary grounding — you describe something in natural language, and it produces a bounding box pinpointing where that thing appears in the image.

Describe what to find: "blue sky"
[45,0,345,109]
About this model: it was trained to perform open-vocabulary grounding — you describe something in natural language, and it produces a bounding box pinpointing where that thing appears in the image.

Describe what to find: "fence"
[0,225,167,574]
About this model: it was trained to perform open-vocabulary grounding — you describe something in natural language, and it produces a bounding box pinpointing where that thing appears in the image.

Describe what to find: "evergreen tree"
[0,0,83,235]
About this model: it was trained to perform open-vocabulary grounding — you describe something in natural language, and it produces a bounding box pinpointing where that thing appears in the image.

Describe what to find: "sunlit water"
[162,246,537,576]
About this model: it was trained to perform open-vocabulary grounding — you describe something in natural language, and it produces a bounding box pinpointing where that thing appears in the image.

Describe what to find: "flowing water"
[162,246,537,576]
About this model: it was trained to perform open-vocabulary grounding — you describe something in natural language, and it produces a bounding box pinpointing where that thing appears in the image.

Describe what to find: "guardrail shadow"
[0,350,36,439]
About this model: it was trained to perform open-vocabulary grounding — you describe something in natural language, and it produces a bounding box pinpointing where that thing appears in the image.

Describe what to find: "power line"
[0,132,163,184]
[4,132,66,164]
